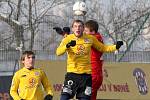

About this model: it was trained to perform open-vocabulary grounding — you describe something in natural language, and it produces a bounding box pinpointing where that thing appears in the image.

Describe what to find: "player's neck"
[24,66,34,70]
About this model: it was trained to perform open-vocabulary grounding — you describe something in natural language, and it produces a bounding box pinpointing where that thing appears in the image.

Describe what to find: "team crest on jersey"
[84,38,90,43]
[133,68,148,95]
[28,77,37,88]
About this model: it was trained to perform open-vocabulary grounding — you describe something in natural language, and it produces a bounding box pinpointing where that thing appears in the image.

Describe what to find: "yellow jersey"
[56,34,116,74]
[10,67,53,100]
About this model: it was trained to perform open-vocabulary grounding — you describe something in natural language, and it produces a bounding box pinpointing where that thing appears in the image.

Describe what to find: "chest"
[19,71,41,87]
[70,38,93,55]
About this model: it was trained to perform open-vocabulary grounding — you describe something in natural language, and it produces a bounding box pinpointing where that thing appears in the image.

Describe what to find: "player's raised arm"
[56,39,68,56]
[91,35,123,52]
[56,36,76,56]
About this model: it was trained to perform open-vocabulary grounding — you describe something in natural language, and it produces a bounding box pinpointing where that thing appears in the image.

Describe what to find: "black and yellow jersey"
[56,33,116,74]
[10,67,53,100]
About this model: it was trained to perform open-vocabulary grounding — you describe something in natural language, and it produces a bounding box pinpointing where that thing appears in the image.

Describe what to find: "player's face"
[22,55,35,69]
[72,22,84,37]
[84,27,95,35]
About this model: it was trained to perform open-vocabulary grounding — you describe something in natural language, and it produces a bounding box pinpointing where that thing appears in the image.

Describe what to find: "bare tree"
[1,0,150,59]
[0,14,24,49]
[0,0,74,50]
[86,0,150,61]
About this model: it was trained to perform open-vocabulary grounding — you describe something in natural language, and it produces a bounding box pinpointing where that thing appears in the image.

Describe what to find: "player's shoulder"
[35,68,47,76]
[63,34,76,42]
[84,34,96,39]
[16,67,24,73]
[34,68,43,72]
[62,34,73,40]
[66,34,74,38]
[14,68,26,77]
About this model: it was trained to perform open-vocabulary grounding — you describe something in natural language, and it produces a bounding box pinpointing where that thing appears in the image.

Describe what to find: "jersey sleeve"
[56,37,69,56]
[10,72,22,100]
[92,35,117,52]
[41,70,53,96]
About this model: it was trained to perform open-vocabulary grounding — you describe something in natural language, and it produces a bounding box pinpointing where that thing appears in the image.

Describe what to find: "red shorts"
[91,61,103,100]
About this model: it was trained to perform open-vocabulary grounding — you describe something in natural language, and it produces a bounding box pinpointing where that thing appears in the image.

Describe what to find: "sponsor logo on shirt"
[28,77,37,88]
[84,38,90,43]
[35,72,40,76]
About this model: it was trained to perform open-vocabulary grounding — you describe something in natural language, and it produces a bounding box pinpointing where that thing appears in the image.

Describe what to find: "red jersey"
[91,33,103,74]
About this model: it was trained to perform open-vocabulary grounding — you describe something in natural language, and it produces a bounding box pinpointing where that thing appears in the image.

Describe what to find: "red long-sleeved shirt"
[91,33,103,74]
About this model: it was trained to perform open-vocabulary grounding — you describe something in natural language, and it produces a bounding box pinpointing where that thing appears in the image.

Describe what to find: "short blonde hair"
[72,20,84,28]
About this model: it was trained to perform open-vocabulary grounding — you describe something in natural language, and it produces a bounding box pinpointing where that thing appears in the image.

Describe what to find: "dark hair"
[85,20,99,33]
[71,20,84,27]
[21,51,35,61]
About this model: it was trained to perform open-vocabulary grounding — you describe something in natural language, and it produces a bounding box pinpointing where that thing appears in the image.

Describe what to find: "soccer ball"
[73,1,87,16]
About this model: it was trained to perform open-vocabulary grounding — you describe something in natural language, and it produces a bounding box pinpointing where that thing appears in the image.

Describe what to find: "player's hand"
[116,41,123,49]
[66,40,76,48]
[53,27,63,35]
[63,27,70,35]
[44,94,53,100]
